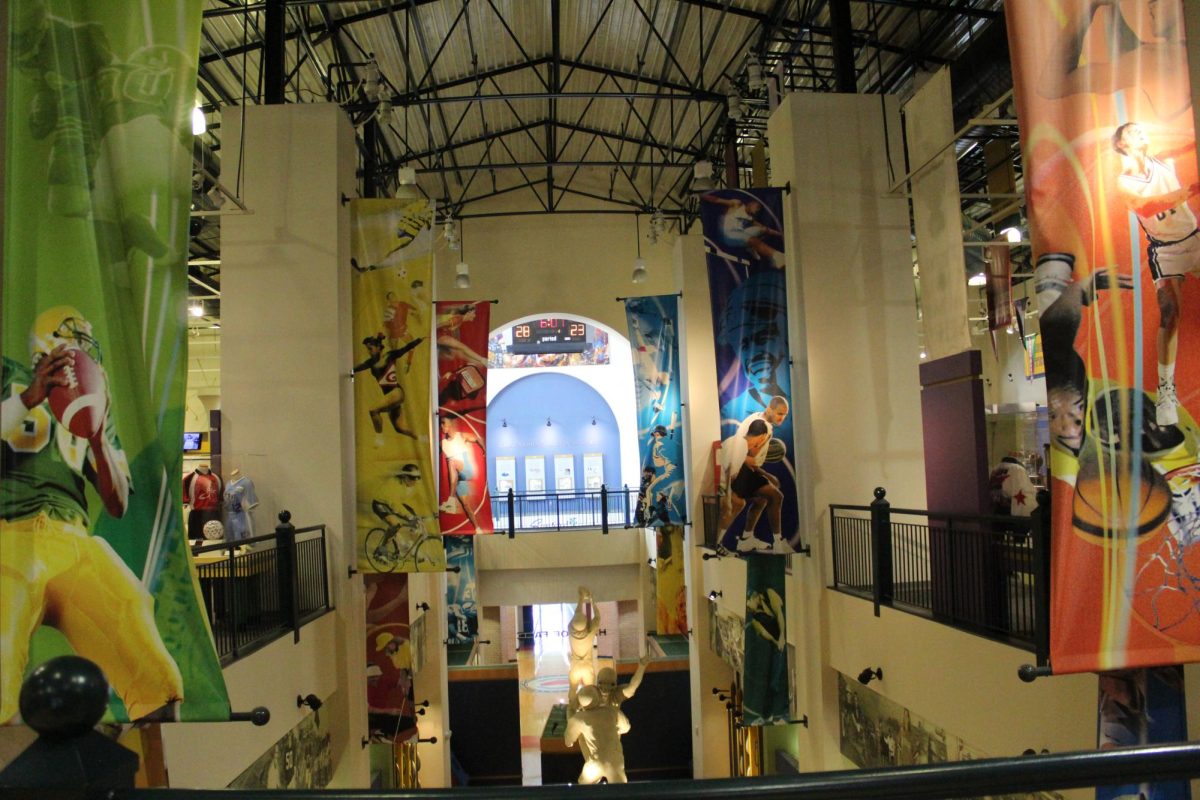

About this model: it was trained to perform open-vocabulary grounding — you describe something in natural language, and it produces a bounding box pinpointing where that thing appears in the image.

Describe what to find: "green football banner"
[2,1,229,721]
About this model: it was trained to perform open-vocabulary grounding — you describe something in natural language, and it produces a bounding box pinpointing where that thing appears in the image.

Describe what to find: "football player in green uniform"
[0,306,183,723]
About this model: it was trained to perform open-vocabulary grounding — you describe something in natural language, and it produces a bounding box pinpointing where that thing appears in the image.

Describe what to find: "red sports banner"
[436,302,493,533]
[1006,1,1200,672]
[365,574,417,743]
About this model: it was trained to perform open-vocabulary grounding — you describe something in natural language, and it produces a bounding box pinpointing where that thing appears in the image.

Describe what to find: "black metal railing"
[830,487,1050,659]
[191,511,332,664]
[489,486,640,534]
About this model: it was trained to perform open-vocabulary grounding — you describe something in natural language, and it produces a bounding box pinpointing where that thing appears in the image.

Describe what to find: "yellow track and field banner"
[351,200,445,573]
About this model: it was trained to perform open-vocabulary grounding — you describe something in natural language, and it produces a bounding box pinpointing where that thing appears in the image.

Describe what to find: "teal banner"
[2,1,228,722]
[624,294,686,526]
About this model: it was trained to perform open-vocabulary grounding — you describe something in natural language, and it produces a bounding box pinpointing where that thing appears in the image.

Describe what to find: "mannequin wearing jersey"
[224,468,259,540]
[183,463,222,539]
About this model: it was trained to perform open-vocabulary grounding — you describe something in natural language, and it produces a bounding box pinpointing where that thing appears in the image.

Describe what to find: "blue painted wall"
[487,373,623,492]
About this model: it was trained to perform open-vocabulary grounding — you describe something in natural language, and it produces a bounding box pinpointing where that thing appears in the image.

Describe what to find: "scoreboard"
[511,318,590,353]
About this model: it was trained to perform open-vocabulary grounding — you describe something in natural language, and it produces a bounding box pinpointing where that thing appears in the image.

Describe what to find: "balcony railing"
[191,511,332,664]
[489,486,640,534]
[830,488,1050,659]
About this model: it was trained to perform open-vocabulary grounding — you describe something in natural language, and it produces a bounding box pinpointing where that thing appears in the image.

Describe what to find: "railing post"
[555,493,562,531]
[226,538,240,659]
[1031,488,1052,667]
[869,487,893,617]
[623,483,630,526]
[276,510,300,643]
[319,525,331,612]
[507,488,516,538]
[601,484,609,534]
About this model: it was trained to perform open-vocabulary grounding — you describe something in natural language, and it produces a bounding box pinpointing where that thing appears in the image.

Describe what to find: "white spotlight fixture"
[1001,226,1022,243]
[444,217,459,251]
[968,272,987,287]
[454,221,470,288]
[395,165,420,200]
[191,104,207,136]
[691,161,715,193]
[919,348,928,360]
[632,214,648,283]
[189,302,204,318]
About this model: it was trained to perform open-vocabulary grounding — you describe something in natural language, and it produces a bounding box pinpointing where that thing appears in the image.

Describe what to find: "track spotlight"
[455,261,470,289]
[857,667,883,685]
[691,161,715,193]
[707,590,722,601]
[297,693,323,711]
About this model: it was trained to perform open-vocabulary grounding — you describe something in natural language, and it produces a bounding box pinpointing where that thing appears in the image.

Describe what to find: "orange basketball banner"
[1006,0,1200,672]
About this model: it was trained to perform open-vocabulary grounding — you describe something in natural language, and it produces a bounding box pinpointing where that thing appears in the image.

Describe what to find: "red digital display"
[511,317,588,351]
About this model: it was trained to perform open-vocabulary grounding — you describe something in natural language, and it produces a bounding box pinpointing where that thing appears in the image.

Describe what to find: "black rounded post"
[869,487,894,616]
[507,487,516,538]
[276,510,299,641]
[1031,488,1052,667]
[601,484,609,534]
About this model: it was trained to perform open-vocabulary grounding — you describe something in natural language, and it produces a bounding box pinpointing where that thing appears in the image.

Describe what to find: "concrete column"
[218,103,365,786]
[767,92,926,771]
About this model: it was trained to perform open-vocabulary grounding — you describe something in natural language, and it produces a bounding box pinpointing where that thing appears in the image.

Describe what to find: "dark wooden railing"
[830,488,1050,661]
[190,511,331,664]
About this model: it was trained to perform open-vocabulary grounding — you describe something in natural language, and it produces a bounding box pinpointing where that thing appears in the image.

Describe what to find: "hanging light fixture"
[631,214,648,284]
[191,103,207,136]
[189,302,204,318]
[395,166,419,200]
[455,220,470,289]
[444,217,459,251]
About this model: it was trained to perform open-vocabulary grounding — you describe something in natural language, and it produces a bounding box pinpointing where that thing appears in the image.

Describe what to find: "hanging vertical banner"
[365,574,418,743]
[1096,667,1189,800]
[700,189,799,554]
[436,301,493,534]
[742,555,788,725]
[2,1,229,723]
[352,199,445,573]
[444,535,478,644]
[655,525,688,635]
[1007,0,1200,672]
[624,295,686,526]
[985,245,1014,333]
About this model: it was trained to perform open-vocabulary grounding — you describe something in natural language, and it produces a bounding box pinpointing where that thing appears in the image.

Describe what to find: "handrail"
[115,741,1200,799]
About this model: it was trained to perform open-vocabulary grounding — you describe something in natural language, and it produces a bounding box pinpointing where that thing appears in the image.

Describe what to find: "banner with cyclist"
[700,188,800,555]
[1006,0,1200,672]
[1,1,229,723]
[352,200,445,573]
[624,294,686,526]
[436,301,493,534]
[365,574,418,744]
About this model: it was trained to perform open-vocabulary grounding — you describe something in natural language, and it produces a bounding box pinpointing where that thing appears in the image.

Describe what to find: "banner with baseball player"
[1007,0,1200,673]
[1,1,229,722]
[742,555,789,725]
[351,199,445,573]
[624,295,686,526]
[444,535,479,644]
[365,574,418,744]
[700,188,800,554]
[436,301,493,534]
[654,525,688,635]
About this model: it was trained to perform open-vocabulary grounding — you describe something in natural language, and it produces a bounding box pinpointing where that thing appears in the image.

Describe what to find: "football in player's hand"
[47,347,107,439]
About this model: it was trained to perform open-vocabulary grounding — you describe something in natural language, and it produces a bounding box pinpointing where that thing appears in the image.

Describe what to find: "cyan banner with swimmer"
[624,294,686,526]
[700,188,800,555]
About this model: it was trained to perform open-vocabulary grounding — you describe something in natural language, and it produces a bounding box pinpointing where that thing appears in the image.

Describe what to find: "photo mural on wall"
[625,295,687,526]
[837,672,1064,800]
[1005,0,1200,672]
[436,301,493,534]
[700,188,801,555]
[228,708,333,790]
[351,199,445,573]
[742,555,789,725]
[1,0,230,723]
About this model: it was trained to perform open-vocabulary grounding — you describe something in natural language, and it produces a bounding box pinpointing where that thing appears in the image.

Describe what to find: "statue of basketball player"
[567,587,601,706]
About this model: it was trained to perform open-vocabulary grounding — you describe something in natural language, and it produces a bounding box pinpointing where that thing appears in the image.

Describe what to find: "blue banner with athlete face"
[625,295,686,526]
[700,188,799,554]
